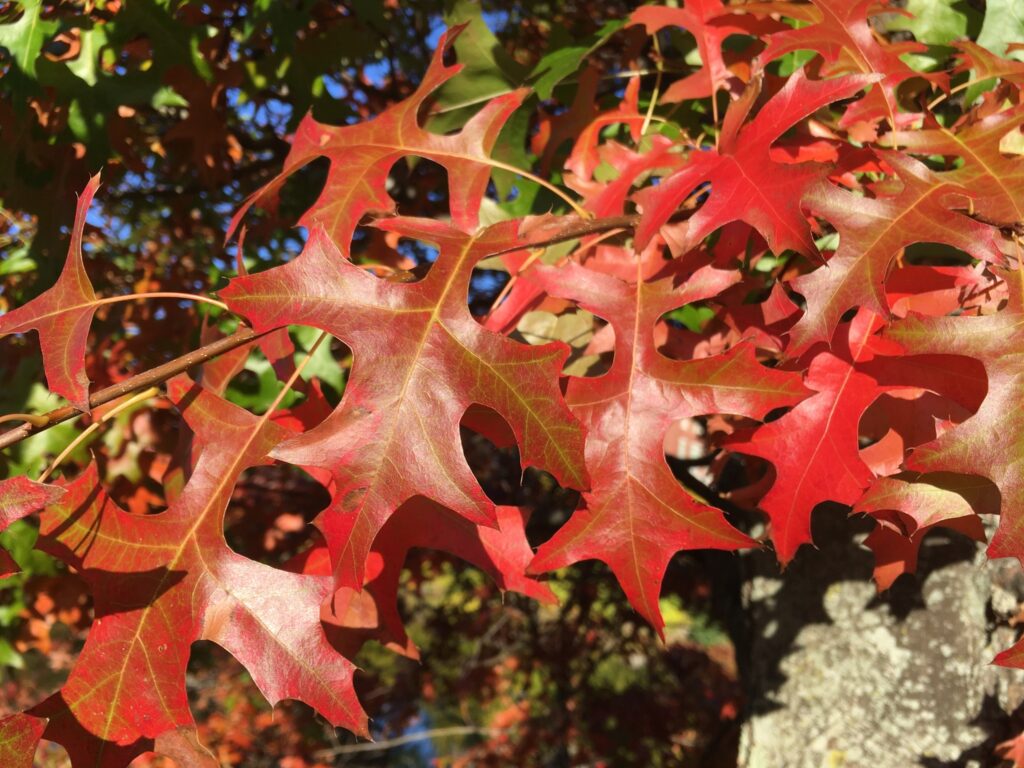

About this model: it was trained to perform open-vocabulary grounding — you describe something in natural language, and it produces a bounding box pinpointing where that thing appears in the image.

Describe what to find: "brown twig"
[0,210,679,453]
[312,725,502,757]
[0,327,271,451]
[489,213,642,258]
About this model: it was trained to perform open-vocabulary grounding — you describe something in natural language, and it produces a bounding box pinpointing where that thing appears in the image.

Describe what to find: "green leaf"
[432,0,527,128]
[151,85,189,109]
[0,245,35,276]
[293,326,346,398]
[529,19,624,99]
[977,0,1024,61]
[965,0,1024,103]
[0,0,59,80]
[0,638,24,669]
[885,0,979,46]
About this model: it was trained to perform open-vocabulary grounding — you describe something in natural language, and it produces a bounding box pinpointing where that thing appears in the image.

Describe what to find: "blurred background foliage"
[5,0,1021,764]
[0,0,749,765]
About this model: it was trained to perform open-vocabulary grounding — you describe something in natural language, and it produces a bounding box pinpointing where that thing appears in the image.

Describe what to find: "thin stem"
[0,209,700,452]
[488,213,641,259]
[1014,234,1024,310]
[38,387,160,482]
[425,68,692,117]
[0,327,270,451]
[0,413,49,428]
[0,292,231,344]
[313,726,502,757]
[485,158,591,219]
[484,225,631,322]
[265,331,326,416]
[927,78,984,111]
[483,249,543,322]
[94,291,229,312]
[711,92,720,151]
[640,34,664,136]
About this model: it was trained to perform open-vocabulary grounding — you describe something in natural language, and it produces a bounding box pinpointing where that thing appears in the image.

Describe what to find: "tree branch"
[490,213,642,258]
[0,209,676,453]
[0,327,270,451]
[667,455,756,520]
[313,725,501,757]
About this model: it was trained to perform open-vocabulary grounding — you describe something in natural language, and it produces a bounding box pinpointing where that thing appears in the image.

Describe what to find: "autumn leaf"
[629,0,784,102]
[729,343,878,563]
[952,40,1024,87]
[0,174,101,412]
[532,67,644,178]
[727,308,980,561]
[30,378,366,766]
[854,475,989,589]
[787,151,1004,355]
[228,25,527,248]
[885,268,1024,567]
[222,218,587,592]
[0,714,47,768]
[527,256,808,633]
[634,69,876,257]
[757,0,936,128]
[292,499,554,660]
[0,476,65,577]
[884,104,1024,226]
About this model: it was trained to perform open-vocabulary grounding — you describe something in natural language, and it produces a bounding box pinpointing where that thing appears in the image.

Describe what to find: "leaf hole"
[655,301,727,362]
[103,406,182,515]
[460,404,520,505]
[276,155,330,231]
[510,302,614,378]
[900,242,975,267]
[386,156,450,221]
[467,262,510,317]
[459,405,581,515]
[223,464,326,569]
[185,640,344,755]
[35,741,70,767]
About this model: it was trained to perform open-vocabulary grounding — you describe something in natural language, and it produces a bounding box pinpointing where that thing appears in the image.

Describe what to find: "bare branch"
[0,327,270,451]
[0,210,679,453]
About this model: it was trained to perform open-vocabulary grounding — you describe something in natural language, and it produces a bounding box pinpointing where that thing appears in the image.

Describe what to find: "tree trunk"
[736,510,1024,767]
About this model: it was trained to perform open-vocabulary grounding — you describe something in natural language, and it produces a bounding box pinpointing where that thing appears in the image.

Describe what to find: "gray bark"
[736,511,1024,768]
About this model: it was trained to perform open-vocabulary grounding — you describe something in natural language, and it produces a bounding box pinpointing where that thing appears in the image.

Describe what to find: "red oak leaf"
[532,68,643,178]
[952,41,1024,88]
[0,174,101,411]
[885,268,1024,566]
[486,136,683,341]
[997,731,1024,768]
[733,295,986,563]
[634,70,876,257]
[0,549,16,579]
[567,136,681,219]
[228,26,525,247]
[727,309,970,562]
[0,476,65,577]
[630,1,784,102]
[854,475,989,590]
[885,104,1024,226]
[886,265,1004,319]
[527,257,808,634]
[757,0,933,129]
[0,714,46,768]
[0,476,66,528]
[858,391,978,477]
[30,378,366,767]
[221,218,587,593]
[292,499,554,660]
[730,344,879,563]
[788,151,1004,355]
